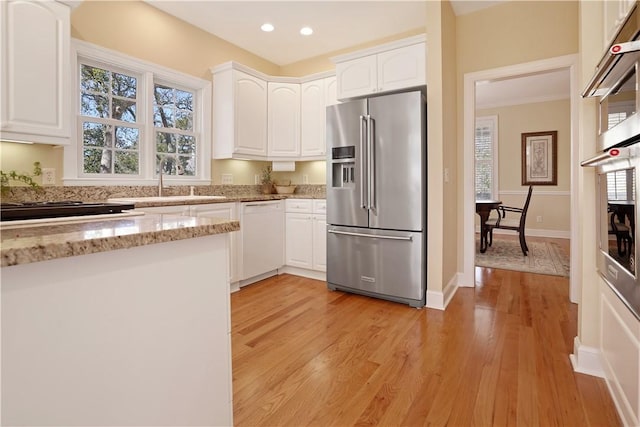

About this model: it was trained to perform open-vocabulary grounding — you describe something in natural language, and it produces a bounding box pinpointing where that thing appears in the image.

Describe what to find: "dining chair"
[484,185,533,256]
[609,206,632,256]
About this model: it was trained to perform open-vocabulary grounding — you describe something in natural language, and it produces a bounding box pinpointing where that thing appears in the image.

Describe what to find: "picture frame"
[521,130,557,186]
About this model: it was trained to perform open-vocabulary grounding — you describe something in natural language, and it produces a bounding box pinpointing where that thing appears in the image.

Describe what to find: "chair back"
[519,185,534,228]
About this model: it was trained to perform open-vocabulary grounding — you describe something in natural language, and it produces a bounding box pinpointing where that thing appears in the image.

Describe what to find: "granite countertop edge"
[125,194,324,208]
[1,217,240,268]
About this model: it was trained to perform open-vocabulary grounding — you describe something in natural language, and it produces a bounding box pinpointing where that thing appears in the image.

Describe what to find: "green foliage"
[261,165,273,185]
[1,162,42,196]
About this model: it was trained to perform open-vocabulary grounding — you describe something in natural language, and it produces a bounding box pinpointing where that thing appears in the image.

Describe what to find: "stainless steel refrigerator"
[326,90,426,308]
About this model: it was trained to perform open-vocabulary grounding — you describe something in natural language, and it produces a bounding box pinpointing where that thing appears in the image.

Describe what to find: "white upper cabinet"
[334,34,426,100]
[325,76,338,106]
[335,55,379,100]
[1,0,71,145]
[301,79,326,158]
[212,63,268,159]
[268,82,300,158]
[377,43,426,94]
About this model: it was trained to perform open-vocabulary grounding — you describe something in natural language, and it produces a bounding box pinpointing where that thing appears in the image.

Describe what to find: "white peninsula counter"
[0,213,239,426]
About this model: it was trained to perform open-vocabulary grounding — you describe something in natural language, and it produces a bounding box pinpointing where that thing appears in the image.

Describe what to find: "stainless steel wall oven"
[582,1,640,320]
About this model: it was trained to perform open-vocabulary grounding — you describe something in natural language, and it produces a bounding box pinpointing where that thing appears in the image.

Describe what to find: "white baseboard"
[474,226,570,239]
[239,270,279,288]
[279,266,326,281]
[230,281,240,293]
[426,273,459,310]
[569,336,605,378]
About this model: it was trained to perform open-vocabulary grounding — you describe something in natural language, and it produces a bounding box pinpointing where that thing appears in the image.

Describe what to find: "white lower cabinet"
[285,199,326,278]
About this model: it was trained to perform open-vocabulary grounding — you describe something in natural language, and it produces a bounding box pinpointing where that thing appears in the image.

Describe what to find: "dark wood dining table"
[476,199,502,253]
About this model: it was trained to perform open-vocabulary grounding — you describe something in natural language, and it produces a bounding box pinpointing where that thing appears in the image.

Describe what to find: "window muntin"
[80,64,141,175]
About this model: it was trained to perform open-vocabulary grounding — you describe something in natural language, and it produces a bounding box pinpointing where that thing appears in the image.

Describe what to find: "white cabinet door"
[190,203,238,283]
[268,82,300,158]
[325,76,339,106]
[377,43,426,93]
[312,214,327,272]
[300,80,325,158]
[213,67,267,159]
[1,0,70,145]
[285,213,313,269]
[336,55,378,100]
[235,72,268,157]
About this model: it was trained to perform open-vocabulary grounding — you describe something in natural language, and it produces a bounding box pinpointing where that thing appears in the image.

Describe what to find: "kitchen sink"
[107,195,227,203]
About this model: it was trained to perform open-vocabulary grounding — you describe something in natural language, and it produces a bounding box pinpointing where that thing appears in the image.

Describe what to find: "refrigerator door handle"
[328,229,413,241]
[367,115,376,212]
[359,115,368,209]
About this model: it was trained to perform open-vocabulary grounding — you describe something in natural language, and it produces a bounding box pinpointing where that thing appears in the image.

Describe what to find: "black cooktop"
[0,201,136,222]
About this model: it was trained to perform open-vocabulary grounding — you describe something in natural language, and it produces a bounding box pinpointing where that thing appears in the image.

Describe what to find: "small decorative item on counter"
[274,179,297,194]
[261,165,274,194]
[0,161,42,196]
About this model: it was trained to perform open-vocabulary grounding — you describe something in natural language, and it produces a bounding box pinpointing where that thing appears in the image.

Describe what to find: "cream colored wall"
[210,160,325,185]
[70,0,280,79]
[279,28,425,77]
[0,142,64,187]
[457,1,579,75]
[477,99,571,233]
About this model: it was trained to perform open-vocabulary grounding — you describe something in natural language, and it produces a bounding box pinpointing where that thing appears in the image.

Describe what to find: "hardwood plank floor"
[231,263,620,426]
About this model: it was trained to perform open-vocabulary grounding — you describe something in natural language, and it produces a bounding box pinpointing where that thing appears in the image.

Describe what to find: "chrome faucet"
[158,157,170,197]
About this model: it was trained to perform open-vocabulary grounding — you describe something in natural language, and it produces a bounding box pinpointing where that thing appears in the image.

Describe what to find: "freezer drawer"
[326,226,425,307]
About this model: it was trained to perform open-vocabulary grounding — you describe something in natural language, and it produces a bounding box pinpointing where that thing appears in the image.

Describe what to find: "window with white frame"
[65,40,211,185]
[475,116,499,200]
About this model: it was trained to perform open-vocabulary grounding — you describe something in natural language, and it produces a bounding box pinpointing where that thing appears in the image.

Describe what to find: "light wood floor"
[231,260,620,426]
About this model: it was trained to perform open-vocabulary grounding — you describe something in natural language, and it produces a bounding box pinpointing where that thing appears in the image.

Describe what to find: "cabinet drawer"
[313,199,327,214]
[286,199,312,213]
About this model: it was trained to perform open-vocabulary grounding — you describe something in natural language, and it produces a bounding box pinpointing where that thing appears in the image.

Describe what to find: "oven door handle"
[581,147,632,167]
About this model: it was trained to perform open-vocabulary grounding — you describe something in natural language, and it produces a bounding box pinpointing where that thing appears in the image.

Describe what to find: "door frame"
[461,54,580,303]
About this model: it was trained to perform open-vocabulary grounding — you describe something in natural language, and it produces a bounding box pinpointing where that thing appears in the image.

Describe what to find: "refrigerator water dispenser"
[331,146,356,188]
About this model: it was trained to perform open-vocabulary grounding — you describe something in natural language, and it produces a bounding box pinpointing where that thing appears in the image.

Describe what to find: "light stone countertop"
[1,213,240,267]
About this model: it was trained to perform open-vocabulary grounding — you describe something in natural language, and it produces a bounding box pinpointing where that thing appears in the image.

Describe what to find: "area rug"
[475,237,570,277]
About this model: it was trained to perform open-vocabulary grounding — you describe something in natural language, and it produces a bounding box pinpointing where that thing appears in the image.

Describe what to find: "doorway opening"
[462,54,580,302]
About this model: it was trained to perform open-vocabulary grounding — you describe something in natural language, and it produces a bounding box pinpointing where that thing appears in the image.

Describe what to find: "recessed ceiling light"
[261,23,274,32]
[300,26,313,36]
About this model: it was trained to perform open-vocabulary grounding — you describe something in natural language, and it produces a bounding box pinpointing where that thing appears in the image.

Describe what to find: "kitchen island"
[1,213,239,426]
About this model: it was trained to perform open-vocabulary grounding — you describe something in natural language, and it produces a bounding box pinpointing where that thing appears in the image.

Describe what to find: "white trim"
[477,93,569,110]
[570,336,605,378]
[499,190,571,196]
[426,273,459,310]
[463,55,579,303]
[279,266,326,281]
[331,34,426,63]
[486,227,571,240]
[475,115,499,199]
[65,39,211,185]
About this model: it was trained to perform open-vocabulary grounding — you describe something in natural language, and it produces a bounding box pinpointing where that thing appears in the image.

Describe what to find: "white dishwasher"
[239,200,284,284]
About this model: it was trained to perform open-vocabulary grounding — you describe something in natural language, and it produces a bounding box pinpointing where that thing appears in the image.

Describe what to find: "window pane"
[157,155,176,175]
[113,99,137,122]
[81,94,109,118]
[83,148,103,173]
[175,90,193,110]
[111,72,136,98]
[83,122,110,147]
[157,132,176,153]
[475,118,496,199]
[154,85,173,106]
[175,110,193,131]
[81,65,109,94]
[177,135,195,154]
[115,126,139,150]
[83,148,113,174]
[114,151,139,174]
[178,155,196,176]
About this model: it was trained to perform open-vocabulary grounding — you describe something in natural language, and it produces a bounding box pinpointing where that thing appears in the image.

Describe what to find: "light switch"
[221,174,233,185]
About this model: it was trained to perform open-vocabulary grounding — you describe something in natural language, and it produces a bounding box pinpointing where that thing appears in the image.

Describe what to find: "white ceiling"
[144,0,569,109]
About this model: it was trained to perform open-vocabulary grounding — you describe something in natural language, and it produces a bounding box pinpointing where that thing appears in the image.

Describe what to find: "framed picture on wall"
[521,130,557,185]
